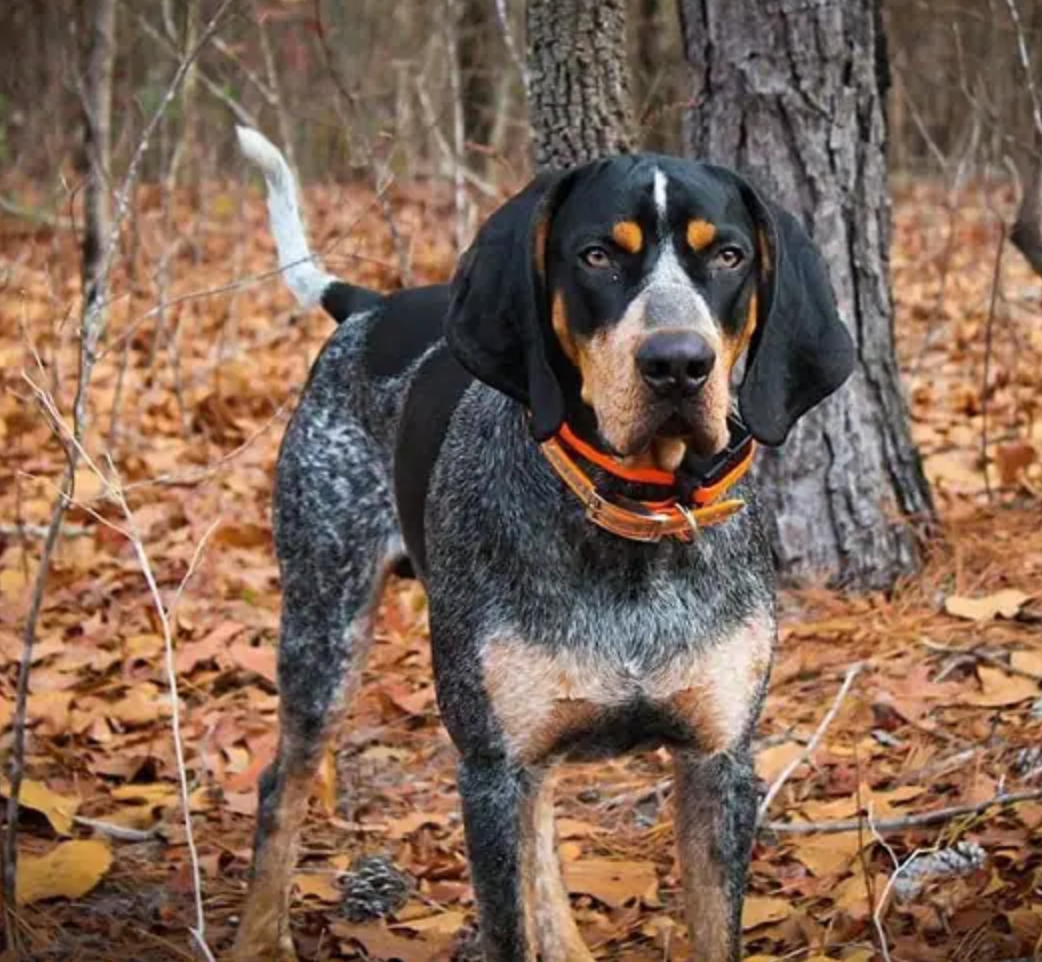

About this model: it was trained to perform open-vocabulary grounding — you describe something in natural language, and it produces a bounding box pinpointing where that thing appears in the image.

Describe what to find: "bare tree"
[680,0,934,589]
[80,0,117,319]
[526,0,634,169]
[457,0,497,176]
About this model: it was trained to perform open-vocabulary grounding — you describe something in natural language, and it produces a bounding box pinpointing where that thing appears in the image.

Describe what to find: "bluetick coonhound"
[231,127,854,962]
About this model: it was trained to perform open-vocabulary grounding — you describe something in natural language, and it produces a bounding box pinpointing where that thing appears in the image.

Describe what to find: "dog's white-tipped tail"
[236,126,336,309]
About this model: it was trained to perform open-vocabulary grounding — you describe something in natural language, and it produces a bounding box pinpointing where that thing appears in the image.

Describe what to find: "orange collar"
[540,422,756,542]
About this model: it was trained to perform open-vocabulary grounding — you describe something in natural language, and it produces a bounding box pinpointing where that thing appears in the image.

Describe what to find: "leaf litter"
[0,175,1040,959]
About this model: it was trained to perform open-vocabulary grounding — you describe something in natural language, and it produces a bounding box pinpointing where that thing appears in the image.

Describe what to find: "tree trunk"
[81,0,117,319]
[634,0,681,154]
[457,0,496,177]
[526,0,634,169]
[680,0,934,589]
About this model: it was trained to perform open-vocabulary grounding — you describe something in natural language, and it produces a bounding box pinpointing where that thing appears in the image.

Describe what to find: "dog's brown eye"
[581,246,612,269]
[713,246,745,270]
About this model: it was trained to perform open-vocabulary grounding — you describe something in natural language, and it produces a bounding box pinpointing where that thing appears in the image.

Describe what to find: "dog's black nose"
[636,330,716,398]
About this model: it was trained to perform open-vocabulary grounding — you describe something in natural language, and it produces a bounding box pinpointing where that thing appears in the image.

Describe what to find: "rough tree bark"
[680,0,933,589]
[526,0,634,169]
[80,0,117,318]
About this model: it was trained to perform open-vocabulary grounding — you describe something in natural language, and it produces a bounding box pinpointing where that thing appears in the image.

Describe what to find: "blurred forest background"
[2,0,1042,186]
[1,1,1042,961]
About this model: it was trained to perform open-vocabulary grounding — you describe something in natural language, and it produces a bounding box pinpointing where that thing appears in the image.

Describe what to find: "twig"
[110,470,221,962]
[979,208,1006,502]
[312,0,413,286]
[0,195,72,229]
[493,0,528,93]
[72,816,157,843]
[0,0,233,946]
[21,369,222,958]
[922,639,1042,684]
[253,0,301,186]
[865,800,926,962]
[413,80,498,197]
[756,662,864,824]
[0,523,92,539]
[761,786,1042,835]
[130,8,259,128]
[445,0,468,254]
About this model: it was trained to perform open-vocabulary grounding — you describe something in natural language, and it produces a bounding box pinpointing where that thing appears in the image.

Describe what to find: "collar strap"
[541,421,756,542]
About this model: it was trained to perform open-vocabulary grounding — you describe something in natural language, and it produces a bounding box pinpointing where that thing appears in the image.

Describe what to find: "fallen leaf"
[791,830,863,877]
[969,666,1039,707]
[995,442,1037,486]
[105,683,172,726]
[17,840,112,905]
[0,778,79,836]
[741,896,791,930]
[755,742,804,783]
[1010,649,1042,677]
[386,811,450,840]
[175,620,245,674]
[228,641,277,685]
[563,858,659,908]
[110,783,178,805]
[944,590,1029,622]
[331,921,431,962]
[393,909,466,936]
[557,818,601,840]
[294,872,342,903]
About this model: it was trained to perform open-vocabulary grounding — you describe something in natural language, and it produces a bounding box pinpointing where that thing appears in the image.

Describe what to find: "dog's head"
[445,156,854,468]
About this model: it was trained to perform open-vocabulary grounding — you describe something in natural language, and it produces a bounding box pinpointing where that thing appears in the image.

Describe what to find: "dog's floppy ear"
[445,171,573,441]
[722,172,856,446]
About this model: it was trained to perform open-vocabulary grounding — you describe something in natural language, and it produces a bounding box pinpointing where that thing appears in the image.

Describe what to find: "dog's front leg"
[459,755,538,962]
[672,749,758,962]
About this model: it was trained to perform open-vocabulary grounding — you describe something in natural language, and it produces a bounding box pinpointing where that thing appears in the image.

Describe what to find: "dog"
[231,126,854,962]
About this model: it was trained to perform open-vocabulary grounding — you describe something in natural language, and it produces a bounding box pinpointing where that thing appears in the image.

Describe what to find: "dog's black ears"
[722,172,856,446]
[445,171,572,441]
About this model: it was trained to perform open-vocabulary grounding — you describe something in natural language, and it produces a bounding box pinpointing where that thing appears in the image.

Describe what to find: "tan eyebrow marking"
[687,219,717,252]
[611,221,643,254]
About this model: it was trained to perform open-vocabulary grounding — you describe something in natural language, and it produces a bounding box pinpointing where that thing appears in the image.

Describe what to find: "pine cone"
[339,854,411,922]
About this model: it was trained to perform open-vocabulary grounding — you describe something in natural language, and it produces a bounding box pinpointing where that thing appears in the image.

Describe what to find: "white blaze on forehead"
[653,168,669,223]
[643,168,716,341]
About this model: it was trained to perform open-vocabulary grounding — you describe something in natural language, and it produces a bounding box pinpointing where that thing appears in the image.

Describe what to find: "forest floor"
[1,172,1041,962]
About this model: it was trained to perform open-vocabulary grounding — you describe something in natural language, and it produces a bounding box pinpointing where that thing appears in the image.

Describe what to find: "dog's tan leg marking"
[521,774,596,962]
[231,737,320,962]
[672,753,733,962]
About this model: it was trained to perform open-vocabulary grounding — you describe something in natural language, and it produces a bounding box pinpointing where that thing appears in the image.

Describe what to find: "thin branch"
[253,0,301,185]
[922,639,1042,684]
[312,0,413,286]
[446,0,469,253]
[130,6,259,128]
[762,786,1042,836]
[1,0,233,939]
[756,662,864,824]
[493,0,528,93]
[979,202,1008,502]
[111,474,221,961]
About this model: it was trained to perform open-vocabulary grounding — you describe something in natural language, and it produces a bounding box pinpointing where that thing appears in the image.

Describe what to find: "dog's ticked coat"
[231,127,854,962]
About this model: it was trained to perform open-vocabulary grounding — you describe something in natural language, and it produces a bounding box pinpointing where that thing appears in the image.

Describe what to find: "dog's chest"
[479,609,773,764]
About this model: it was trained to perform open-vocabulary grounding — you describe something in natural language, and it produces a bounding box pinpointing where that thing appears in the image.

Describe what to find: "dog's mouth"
[604,403,729,473]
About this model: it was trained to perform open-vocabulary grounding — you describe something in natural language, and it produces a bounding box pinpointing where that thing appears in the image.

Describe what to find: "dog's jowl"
[232,127,854,962]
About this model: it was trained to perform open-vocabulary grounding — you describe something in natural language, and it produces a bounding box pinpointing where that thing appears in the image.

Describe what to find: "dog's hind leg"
[232,420,401,962]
